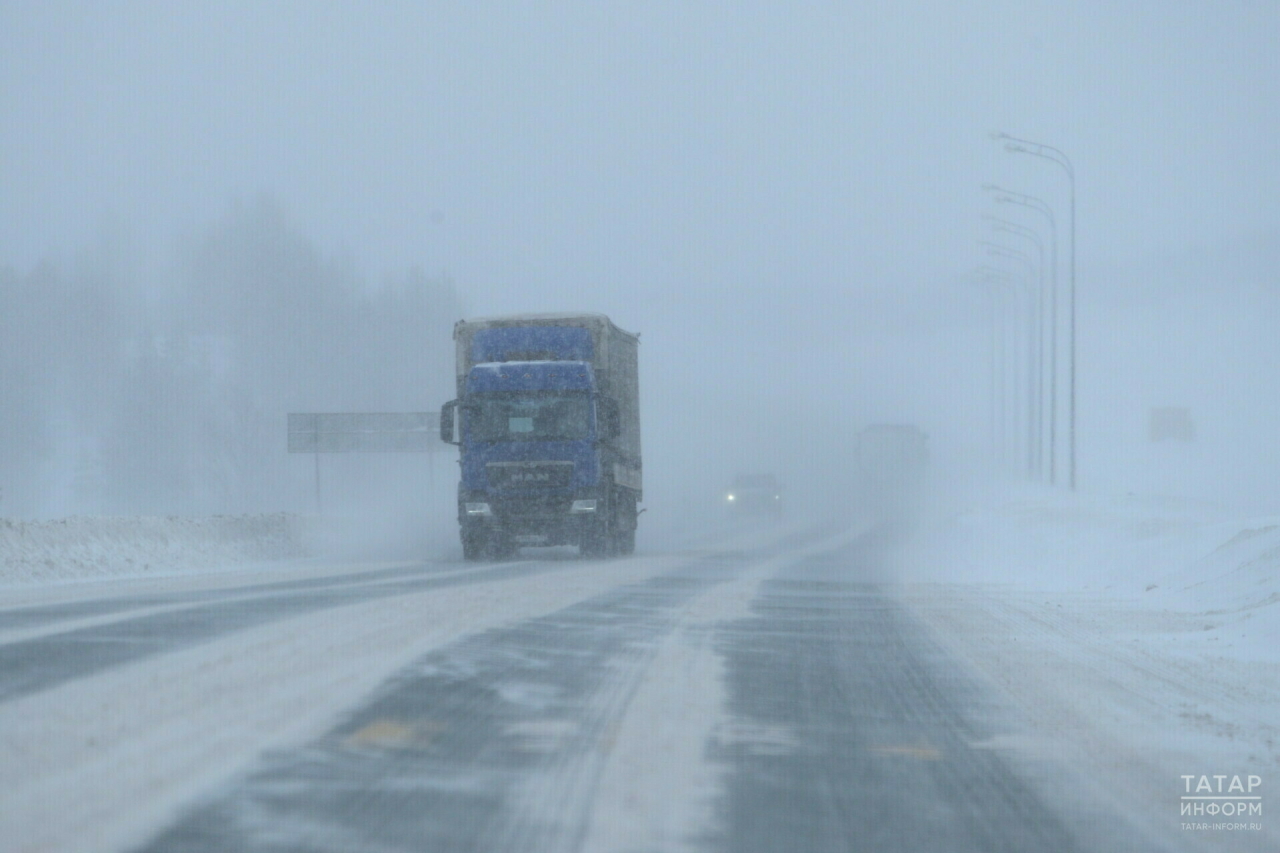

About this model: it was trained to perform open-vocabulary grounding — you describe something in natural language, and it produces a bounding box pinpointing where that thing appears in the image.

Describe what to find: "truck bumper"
[459,494,600,547]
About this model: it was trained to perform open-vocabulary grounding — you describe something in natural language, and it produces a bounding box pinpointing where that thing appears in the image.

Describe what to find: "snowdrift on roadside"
[0,514,310,586]
[899,488,1280,662]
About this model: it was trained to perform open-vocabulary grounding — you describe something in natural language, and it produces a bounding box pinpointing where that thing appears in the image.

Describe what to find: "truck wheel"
[614,528,635,555]
[580,533,607,558]
[613,490,637,555]
[580,520,611,558]
[580,485,616,558]
[461,532,485,562]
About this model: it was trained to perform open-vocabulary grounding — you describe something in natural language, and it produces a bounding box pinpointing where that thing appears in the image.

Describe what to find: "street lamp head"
[989,131,1010,141]
[981,183,999,192]
[1004,142,1027,154]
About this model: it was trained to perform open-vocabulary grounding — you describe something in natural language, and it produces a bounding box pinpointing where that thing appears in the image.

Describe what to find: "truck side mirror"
[440,400,459,444]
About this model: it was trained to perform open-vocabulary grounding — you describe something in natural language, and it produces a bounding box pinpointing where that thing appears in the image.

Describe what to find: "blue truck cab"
[440,314,641,560]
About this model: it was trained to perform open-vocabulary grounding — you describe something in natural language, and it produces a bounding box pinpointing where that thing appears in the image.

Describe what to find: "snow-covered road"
[1,504,1275,852]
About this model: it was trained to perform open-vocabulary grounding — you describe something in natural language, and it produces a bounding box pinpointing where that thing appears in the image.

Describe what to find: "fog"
[2,3,1277,536]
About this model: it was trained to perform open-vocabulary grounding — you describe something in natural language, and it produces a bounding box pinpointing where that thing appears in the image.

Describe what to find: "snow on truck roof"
[464,312,611,323]
[456,313,638,339]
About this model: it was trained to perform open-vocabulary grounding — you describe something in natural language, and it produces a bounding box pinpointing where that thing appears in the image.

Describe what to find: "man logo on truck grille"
[509,472,552,483]
[488,463,572,488]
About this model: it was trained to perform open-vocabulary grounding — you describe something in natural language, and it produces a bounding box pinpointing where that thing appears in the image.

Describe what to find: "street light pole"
[971,269,1012,471]
[984,216,1046,480]
[976,264,1032,476]
[997,134,1078,489]
[983,184,1059,485]
[981,244,1039,481]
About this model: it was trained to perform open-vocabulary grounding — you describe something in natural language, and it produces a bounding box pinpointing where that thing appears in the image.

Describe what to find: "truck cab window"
[469,393,591,442]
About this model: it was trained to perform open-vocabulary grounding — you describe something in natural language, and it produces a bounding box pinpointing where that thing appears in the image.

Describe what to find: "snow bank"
[899,488,1280,662]
[897,492,1280,850]
[0,514,311,586]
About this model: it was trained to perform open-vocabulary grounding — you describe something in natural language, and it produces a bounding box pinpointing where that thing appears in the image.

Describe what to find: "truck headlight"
[464,502,492,516]
[570,499,598,513]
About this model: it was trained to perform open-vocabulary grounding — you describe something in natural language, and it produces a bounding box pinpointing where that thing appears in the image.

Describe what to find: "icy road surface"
[1,518,1273,852]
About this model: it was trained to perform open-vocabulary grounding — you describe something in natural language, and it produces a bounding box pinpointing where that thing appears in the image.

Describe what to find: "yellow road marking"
[344,719,445,750]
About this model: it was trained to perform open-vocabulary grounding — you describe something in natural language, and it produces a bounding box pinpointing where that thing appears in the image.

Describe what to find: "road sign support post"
[288,412,444,517]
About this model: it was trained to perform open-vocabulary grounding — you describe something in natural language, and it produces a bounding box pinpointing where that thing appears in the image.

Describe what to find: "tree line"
[0,195,462,517]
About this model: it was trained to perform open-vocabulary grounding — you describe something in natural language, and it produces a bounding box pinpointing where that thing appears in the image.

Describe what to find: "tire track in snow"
[133,525,867,853]
[0,560,468,636]
[704,549,1173,853]
[0,558,591,704]
[136,558,742,852]
[0,548,742,853]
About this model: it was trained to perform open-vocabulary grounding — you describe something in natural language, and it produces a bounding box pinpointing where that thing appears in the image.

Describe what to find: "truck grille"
[486,461,574,489]
[491,494,573,519]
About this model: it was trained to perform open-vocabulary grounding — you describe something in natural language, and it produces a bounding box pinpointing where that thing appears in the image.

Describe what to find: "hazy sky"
[5,3,1275,290]
[3,2,1278,506]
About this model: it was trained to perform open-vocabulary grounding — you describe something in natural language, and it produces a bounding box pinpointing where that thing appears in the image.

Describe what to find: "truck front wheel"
[613,528,635,555]
[612,489,638,555]
[461,531,485,561]
[580,521,611,558]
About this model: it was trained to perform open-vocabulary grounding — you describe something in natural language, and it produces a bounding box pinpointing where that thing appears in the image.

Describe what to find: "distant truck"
[440,314,641,560]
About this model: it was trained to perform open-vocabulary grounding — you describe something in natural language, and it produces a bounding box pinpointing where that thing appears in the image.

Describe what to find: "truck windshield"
[467,392,592,442]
